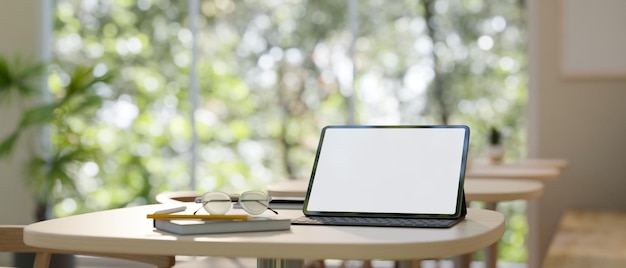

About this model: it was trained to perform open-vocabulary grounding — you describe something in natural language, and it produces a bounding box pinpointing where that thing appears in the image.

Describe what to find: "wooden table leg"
[484,202,498,268]
[454,254,472,268]
[33,252,51,268]
[305,259,326,268]
[258,258,304,268]
[394,259,421,268]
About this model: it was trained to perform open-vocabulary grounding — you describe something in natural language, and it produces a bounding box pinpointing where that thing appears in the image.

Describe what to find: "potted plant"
[0,55,114,267]
[486,126,505,164]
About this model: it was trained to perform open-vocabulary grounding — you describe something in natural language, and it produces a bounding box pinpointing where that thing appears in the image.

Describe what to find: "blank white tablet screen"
[306,126,467,215]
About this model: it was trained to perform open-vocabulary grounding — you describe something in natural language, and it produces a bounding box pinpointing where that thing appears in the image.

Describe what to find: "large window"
[52,0,527,263]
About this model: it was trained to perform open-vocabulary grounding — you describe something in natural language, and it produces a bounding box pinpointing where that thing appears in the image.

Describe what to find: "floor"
[73,256,529,268]
[0,254,527,268]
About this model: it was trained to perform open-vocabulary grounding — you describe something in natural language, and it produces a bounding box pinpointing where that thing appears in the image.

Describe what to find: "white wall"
[529,0,626,266]
[0,0,48,265]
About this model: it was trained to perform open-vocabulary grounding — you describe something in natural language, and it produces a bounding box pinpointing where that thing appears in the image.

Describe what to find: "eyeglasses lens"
[202,192,231,215]
[239,191,270,215]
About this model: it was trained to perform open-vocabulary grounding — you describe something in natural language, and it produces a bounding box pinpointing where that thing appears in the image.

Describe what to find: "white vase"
[487,145,505,164]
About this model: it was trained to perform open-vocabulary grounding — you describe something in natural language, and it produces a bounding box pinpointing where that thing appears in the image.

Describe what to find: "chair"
[0,225,175,268]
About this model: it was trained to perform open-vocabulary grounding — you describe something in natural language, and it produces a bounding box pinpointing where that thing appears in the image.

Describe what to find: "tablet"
[302,125,470,220]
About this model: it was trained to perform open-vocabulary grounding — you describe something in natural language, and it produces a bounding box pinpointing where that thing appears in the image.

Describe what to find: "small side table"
[461,178,544,268]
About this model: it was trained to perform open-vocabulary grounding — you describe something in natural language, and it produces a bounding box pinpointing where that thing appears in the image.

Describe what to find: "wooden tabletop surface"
[24,204,505,261]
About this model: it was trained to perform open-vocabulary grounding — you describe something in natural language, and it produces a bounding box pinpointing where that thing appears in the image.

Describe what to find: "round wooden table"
[507,158,568,170]
[466,158,567,181]
[468,158,566,268]
[266,177,544,201]
[472,158,568,170]
[463,178,544,268]
[465,165,560,181]
[464,178,544,202]
[24,204,505,268]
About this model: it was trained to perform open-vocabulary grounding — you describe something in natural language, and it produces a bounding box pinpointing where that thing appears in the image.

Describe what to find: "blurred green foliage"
[51,0,528,263]
[0,59,115,220]
[0,56,47,101]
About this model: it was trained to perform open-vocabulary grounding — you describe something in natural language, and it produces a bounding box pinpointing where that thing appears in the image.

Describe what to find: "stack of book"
[149,212,291,235]
[269,197,305,210]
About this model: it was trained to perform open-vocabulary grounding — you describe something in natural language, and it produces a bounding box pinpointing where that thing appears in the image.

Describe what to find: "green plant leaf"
[66,66,111,96]
[60,65,115,105]
[0,55,47,101]
[27,150,82,204]
[18,103,58,128]
[0,56,10,88]
[489,127,502,145]
[0,132,19,159]
[70,95,105,115]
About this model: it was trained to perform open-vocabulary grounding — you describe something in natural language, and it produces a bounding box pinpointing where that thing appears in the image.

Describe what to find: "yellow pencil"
[147,214,250,220]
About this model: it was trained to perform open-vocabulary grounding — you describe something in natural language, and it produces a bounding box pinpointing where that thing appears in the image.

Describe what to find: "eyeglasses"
[193,190,278,215]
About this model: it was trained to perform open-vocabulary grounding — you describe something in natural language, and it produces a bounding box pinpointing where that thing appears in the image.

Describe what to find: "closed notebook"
[154,217,291,235]
[234,197,304,210]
